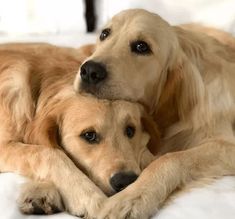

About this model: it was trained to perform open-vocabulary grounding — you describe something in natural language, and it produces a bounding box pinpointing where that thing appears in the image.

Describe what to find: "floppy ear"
[171,28,206,120]
[141,110,162,155]
[25,115,61,148]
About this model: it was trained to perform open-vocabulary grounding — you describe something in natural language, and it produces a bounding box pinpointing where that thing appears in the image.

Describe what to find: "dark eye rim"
[80,130,100,144]
[125,125,136,139]
[130,40,152,55]
[100,28,111,41]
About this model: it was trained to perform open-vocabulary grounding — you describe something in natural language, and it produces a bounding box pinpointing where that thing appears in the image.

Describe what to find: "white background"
[0,0,235,34]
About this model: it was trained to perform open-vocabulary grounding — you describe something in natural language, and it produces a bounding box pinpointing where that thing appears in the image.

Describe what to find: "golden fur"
[75,9,235,219]
[0,43,159,218]
[181,23,235,49]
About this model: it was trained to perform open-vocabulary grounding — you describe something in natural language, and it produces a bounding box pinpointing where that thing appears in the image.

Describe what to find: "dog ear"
[25,115,61,148]
[141,110,162,155]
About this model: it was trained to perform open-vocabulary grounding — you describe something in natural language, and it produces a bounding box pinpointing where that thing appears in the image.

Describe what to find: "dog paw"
[18,181,64,215]
[97,186,157,219]
[64,189,106,219]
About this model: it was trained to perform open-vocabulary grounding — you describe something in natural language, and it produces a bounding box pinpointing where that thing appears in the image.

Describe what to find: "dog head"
[75,9,180,108]
[26,94,160,196]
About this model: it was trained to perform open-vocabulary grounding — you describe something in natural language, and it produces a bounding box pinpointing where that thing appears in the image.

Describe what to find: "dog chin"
[79,83,117,100]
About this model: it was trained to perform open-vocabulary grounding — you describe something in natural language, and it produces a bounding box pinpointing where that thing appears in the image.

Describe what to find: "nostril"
[90,72,98,81]
[80,69,86,76]
[110,172,138,193]
[96,69,106,80]
[80,67,89,82]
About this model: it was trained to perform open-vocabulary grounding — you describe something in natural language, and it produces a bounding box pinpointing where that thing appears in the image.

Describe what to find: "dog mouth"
[79,82,104,98]
[79,81,119,101]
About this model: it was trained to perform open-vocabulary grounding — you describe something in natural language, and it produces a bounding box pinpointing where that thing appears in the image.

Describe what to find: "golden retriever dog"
[75,9,235,219]
[0,43,159,218]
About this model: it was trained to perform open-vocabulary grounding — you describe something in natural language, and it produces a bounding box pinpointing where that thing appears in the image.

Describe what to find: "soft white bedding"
[1,173,235,219]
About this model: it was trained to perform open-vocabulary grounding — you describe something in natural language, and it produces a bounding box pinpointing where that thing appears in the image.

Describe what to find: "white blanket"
[1,173,235,219]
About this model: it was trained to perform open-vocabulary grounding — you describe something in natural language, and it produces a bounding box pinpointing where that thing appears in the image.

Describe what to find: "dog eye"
[100,28,111,41]
[130,40,151,55]
[80,131,99,144]
[125,126,136,138]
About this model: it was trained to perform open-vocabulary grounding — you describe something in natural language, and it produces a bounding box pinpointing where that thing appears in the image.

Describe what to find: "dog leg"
[18,180,63,215]
[98,139,235,219]
[0,143,106,218]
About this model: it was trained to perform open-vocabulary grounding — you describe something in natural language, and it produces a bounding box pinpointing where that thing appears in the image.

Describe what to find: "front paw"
[18,181,63,215]
[98,188,156,219]
[62,187,106,219]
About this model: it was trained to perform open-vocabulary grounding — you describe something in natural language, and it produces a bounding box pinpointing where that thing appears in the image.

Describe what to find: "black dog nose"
[80,60,107,84]
[110,172,138,193]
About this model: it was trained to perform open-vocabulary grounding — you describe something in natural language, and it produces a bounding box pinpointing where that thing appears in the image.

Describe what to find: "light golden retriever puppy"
[75,9,235,219]
[0,43,158,218]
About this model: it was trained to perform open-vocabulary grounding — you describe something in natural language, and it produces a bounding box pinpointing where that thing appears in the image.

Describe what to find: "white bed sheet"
[1,173,235,219]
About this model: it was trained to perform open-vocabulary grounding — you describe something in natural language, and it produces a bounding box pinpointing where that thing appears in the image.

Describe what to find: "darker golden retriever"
[0,43,159,218]
[75,9,235,219]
